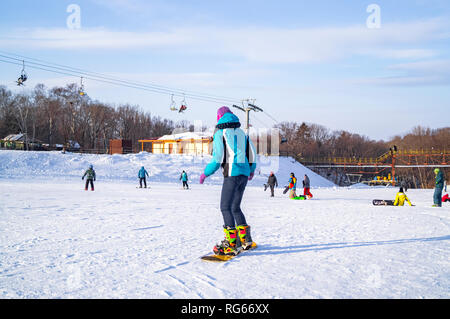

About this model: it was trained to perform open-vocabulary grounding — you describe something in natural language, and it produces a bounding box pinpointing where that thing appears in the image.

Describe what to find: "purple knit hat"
[217,106,233,122]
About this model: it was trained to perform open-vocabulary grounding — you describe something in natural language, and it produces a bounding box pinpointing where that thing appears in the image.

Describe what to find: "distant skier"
[433,168,445,207]
[180,170,189,189]
[288,173,297,199]
[264,172,278,197]
[393,187,413,206]
[138,166,149,188]
[82,165,96,191]
[303,174,313,199]
[199,106,257,256]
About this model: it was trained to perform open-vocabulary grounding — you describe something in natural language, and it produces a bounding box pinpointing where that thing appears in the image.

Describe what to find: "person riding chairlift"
[179,104,187,113]
[17,73,27,86]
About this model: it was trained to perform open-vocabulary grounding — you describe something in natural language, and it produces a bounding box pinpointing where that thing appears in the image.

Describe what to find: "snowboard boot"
[237,225,253,250]
[213,227,240,256]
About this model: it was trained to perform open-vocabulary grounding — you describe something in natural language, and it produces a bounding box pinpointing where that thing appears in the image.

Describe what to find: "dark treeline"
[390,126,450,188]
[390,126,450,151]
[276,121,388,159]
[277,121,450,159]
[0,83,182,150]
[276,121,449,187]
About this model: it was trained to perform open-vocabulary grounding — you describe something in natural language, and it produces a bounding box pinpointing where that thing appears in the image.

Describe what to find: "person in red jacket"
[303,174,313,199]
[443,194,450,203]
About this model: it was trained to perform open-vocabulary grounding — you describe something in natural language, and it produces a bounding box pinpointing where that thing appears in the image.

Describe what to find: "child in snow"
[442,180,448,203]
[199,106,257,256]
[82,165,96,191]
[442,194,450,203]
[264,172,278,197]
[180,170,189,189]
[303,174,313,199]
[393,187,413,206]
[288,173,297,199]
[138,166,149,188]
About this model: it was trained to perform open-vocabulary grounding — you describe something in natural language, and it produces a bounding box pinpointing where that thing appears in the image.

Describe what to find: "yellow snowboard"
[201,242,257,262]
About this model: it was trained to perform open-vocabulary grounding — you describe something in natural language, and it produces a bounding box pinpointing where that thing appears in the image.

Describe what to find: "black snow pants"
[85,179,94,191]
[139,177,147,188]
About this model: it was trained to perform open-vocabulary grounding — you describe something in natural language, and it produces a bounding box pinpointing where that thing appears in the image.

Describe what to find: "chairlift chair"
[78,77,86,96]
[170,94,177,111]
[179,94,188,113]
[16,60,28,86]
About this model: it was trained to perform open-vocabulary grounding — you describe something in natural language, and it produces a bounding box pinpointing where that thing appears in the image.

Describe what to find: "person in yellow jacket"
[393,188,414,206]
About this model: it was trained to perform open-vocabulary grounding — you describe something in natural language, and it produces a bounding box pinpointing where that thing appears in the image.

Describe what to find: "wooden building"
[109,139,133,155]
[139,132,212,156]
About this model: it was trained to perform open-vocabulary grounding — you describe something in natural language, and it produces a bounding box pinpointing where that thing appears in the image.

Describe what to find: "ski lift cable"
[0,58,219,104]
[252,112,273,129]
[262,110,279,125]
[0,52,285,126]
[0,52,241,104]
[0,54,237,103]
[1,53,283,124]
[0,58,238,104]
[0,51,240,103]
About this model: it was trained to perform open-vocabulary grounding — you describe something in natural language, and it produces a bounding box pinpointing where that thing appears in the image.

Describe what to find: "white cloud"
[359,49,438,60]
[1,18,447,64]
[358,75,449,86]
[355,59,450,86]
[218,19,447,63]
[389,59,450,74]
[0,27,195,49]
[91,0,154,13]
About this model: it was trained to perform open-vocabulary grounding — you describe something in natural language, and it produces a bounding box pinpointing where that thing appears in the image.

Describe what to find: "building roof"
[4,133,25,141]
[157,132,212,141]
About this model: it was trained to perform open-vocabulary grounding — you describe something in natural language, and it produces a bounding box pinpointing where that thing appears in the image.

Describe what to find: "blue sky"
[1,0,449,140]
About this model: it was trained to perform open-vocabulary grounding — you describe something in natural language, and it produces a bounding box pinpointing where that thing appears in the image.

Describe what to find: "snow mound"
[0,150,335,187]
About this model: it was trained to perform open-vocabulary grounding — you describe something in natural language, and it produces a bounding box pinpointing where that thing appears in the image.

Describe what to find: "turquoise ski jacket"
[204,112,257,178]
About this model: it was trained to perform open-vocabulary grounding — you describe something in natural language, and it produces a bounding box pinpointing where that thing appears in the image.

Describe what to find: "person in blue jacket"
[200,106,257,256]
[180,170,189,189]
[138,166,149,188]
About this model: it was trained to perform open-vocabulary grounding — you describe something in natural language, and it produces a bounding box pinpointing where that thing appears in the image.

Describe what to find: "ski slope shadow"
[249,235,450,257]
[132,225,164,231]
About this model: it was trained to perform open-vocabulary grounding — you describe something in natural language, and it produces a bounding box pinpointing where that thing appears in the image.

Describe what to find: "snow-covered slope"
[0,179,448,298]
[2,150,448,299]
[0,150,335,187]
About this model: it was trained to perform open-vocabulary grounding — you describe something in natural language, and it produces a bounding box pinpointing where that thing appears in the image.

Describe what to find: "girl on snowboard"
[199,106,257,256]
